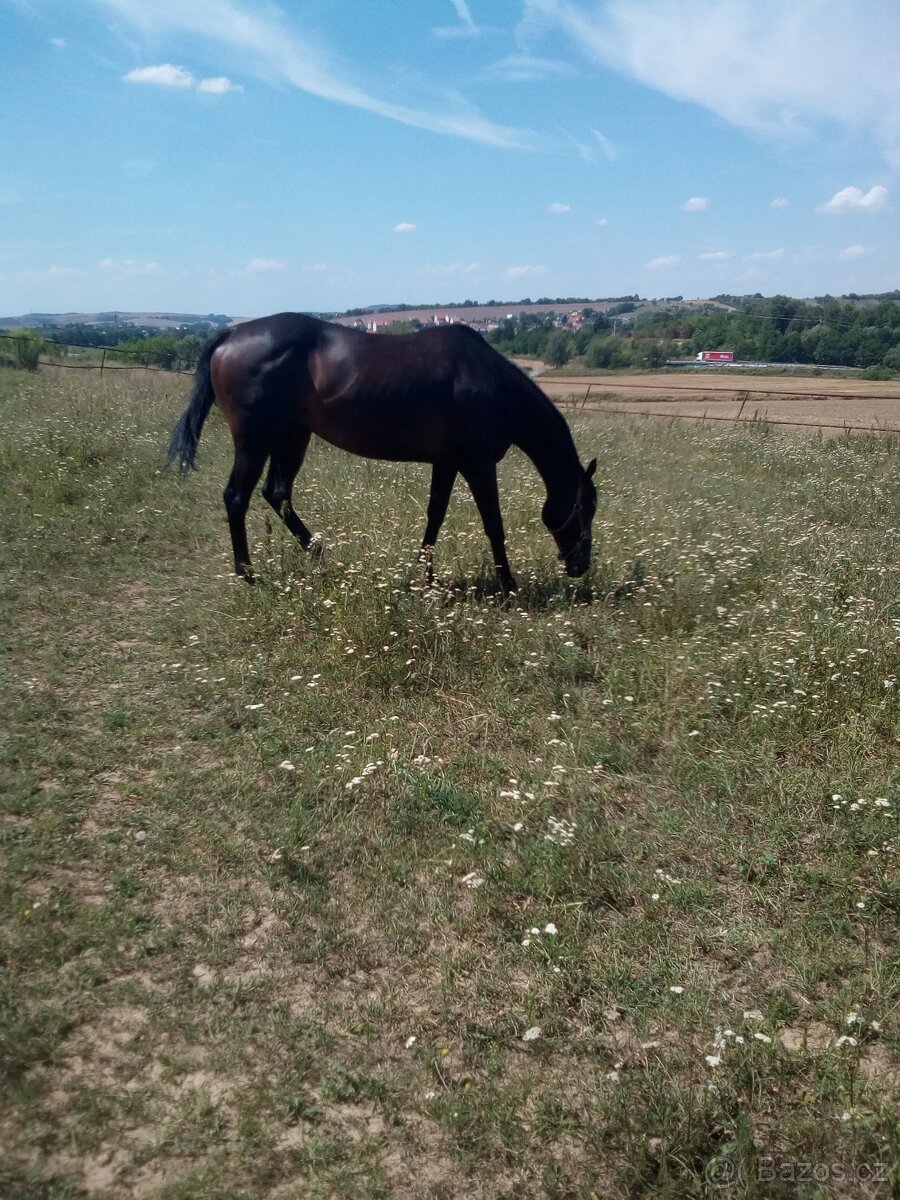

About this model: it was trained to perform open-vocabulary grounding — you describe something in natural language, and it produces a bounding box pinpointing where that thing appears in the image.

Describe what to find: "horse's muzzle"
[561,541,591,577]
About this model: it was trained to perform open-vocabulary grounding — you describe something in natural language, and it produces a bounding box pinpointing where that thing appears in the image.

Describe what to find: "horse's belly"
[310,398,447,462]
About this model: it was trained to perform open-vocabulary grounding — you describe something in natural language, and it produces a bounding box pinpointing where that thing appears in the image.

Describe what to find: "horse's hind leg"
[224,443,268,581]
[261,429,319,554]
[419,463,457,583]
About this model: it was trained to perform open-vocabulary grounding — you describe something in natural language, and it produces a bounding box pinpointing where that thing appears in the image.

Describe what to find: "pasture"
[1,364,898,1199]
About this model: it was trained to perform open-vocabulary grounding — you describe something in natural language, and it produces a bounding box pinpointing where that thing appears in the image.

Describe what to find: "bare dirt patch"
[541,371,900,434]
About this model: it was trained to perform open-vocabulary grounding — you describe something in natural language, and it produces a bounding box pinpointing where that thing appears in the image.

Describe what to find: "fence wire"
[0,332,197,374]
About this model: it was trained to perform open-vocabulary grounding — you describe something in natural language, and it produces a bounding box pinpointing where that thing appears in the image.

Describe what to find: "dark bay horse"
[168,313,597,590]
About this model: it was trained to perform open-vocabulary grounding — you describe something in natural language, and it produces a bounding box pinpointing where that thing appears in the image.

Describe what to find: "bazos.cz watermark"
[705,1157,889,1187]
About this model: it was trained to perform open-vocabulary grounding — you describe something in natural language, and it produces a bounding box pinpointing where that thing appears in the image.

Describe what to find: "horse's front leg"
[460,459,517,592]
[419,463,457,583]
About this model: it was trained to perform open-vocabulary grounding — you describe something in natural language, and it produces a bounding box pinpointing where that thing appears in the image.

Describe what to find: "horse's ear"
[585,458,597,479]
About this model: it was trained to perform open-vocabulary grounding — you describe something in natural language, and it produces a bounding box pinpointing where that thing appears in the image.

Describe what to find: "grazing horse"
[167,313,597,590]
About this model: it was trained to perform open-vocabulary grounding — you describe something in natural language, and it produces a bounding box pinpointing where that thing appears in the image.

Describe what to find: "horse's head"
[544,458,597,577]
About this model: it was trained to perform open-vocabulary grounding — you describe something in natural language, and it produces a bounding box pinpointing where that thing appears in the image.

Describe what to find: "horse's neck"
[514,392,580,506]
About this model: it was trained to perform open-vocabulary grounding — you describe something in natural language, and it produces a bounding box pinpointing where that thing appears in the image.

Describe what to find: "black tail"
[167,329,231,473]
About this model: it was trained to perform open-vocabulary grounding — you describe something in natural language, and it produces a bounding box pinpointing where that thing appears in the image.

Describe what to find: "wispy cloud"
[423,262,482,276]
[699,250,730,261]
[520,0,900,164]
[99,257,161,274]
[745,248,784,261]
[682,196,709,212]
[818,185,889,214]
[100,0,539,150]
[433,0,482,39]
[480,54,571,83]
[770,196,790,208]
[839,244,872,260]
[50,37,66,48]
[394,223,416,234]
[645,255,681,269]
[548,202,570,214]
[592,129,619,161]
[505,264,546,279]
[246,257,286,272]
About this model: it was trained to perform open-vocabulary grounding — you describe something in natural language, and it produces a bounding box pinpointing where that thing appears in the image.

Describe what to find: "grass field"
[1,364,899,1199]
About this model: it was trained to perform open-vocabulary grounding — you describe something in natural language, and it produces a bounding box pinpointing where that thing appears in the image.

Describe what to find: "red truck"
[696,350,734,363]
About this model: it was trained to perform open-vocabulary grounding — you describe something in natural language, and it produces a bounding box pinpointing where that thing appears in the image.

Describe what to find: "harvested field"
[539,372,900,435]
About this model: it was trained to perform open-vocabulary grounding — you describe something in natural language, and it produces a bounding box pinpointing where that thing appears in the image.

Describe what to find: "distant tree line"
[488,307,671,369]
[45,322,227,370]
[1,321,229,372]
[488,294,900,374]
[340,295,642,317]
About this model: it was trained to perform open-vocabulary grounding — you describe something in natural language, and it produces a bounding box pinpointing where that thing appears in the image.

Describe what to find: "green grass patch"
[1,365,898,1197]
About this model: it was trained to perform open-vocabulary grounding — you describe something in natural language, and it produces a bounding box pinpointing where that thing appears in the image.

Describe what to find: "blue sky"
[2,0,898,316]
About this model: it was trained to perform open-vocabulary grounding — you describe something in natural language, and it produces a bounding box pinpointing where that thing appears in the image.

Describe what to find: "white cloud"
[699,251,730,261]
[646,255,681,269]
[393,223,416,233]
[423,262,482,276]
[199,76,243,94]
[548,202,571,213]
[745,248,784,260]
[246,257,286,272]
[123,63,194,88]
[50,37,66,48]
[818,185,889,214]
[100,0,539,150]
[98,258,162,275]
[520,0,900,163]
[770,196,790,208]
[595,217,609,227]
[682,196,709,212]
[839,244,872,260]
[505,264,547,279]
[123,63,242,94]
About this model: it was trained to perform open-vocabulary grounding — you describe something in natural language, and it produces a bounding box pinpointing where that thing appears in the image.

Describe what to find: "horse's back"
[210,314,526,464]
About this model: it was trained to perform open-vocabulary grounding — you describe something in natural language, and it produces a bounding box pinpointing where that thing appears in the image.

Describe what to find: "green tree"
[543,330,572,367]
[3,329,46,370]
